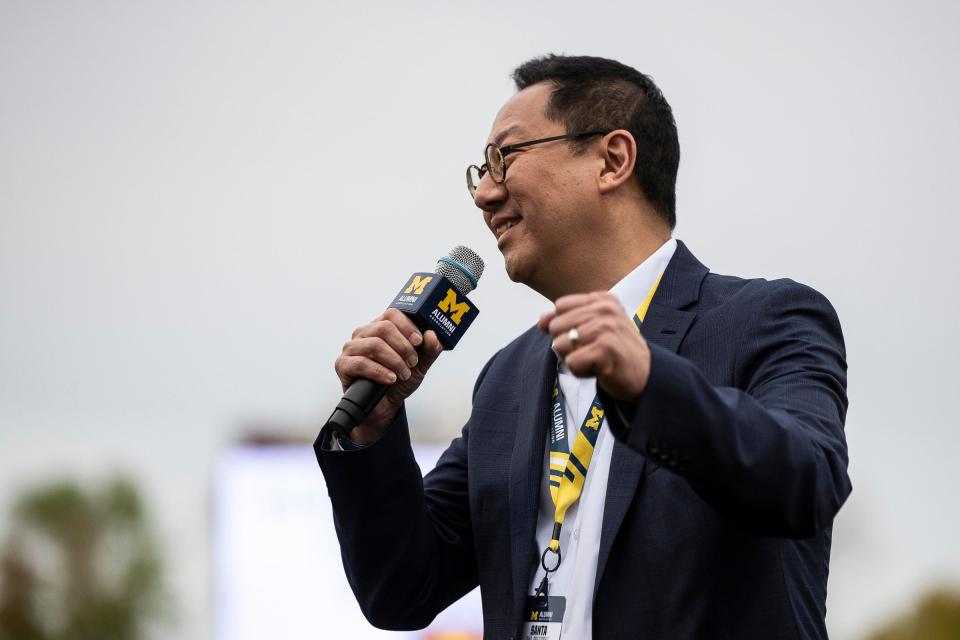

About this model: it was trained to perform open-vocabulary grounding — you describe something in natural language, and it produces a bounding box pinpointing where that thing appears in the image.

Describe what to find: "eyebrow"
[492,125,525,148]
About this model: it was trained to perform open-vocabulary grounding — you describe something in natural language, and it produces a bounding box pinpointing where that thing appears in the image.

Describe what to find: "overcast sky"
[2,1,959,638]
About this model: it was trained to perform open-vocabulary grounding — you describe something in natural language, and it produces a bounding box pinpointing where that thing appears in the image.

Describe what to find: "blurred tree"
[0,476,171,640]
[866,587,960,640]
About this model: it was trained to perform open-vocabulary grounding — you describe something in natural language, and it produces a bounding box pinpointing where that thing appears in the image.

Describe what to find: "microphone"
[324,246,485,437]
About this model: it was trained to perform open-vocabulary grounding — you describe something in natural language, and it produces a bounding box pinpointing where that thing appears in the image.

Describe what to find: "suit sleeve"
[313,354,498,630]
[601,280,851,538]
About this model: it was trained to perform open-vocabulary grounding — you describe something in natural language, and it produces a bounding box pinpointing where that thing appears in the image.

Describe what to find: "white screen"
[213,443,483,640]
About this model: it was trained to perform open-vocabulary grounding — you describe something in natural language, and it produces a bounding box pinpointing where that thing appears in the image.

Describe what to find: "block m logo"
[404,275,432,295]
[437,288,470,324]
[585,406,605,430]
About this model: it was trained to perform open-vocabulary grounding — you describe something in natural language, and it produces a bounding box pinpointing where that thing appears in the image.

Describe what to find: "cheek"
[511,167,582,247]
[531,192,579,240]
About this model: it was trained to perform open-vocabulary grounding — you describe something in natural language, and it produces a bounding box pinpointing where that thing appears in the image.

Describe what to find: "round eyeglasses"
[466,131,609,198]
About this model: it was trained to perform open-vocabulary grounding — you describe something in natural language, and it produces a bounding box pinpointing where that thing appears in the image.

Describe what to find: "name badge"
[522,595,566,640]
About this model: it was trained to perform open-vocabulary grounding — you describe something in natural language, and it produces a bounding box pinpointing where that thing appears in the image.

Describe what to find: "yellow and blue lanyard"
[536,274,663,596]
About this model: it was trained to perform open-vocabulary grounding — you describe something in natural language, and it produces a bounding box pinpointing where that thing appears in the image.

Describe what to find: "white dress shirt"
[529,237,677,639]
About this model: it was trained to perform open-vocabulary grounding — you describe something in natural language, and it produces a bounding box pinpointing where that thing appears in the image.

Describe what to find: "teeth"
[496,220,518,237]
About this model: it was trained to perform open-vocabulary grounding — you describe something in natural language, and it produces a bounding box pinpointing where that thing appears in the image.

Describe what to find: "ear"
[597,130,637,195]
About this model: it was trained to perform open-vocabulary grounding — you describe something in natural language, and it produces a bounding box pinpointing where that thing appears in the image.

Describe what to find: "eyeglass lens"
[485,144,505,182]
[467,165,483,197]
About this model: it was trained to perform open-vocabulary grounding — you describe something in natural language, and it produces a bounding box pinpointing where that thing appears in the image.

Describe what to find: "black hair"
[512,54,679,229]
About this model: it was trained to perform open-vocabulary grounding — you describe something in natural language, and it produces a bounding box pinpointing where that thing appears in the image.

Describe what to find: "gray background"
[1,1,958,638]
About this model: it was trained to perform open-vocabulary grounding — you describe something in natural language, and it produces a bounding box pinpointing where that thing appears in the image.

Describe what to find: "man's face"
[473,82,600,296]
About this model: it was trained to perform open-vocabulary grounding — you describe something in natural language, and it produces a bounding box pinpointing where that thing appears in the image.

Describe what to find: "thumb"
[415,330,445,374]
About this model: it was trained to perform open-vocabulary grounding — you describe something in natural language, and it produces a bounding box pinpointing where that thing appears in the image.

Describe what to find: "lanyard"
[536,273,663,595]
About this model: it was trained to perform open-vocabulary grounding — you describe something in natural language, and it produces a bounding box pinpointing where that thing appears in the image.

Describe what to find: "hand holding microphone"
[327,246,484,444]
[334,309,443,444]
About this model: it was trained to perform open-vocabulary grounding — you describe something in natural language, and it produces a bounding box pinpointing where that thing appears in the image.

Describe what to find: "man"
[315,54,850,639]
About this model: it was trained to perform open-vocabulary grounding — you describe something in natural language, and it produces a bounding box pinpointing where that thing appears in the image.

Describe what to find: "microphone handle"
[325,378,389,438]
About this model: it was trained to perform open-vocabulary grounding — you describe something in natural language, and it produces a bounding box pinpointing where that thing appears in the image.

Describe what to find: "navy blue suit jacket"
[315,241,851,639]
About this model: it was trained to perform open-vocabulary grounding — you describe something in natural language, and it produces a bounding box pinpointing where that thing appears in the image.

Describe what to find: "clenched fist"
[538,291,652,401]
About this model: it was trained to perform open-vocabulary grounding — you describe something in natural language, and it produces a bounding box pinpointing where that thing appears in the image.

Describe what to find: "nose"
[473,172,507,212]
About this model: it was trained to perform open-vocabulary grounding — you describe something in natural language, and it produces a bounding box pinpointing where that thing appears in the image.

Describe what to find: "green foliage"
[0,476,171,640]
[866,587,960,640]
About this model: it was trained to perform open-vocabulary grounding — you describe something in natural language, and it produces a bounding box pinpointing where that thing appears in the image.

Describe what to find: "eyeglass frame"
[466,130,611,197]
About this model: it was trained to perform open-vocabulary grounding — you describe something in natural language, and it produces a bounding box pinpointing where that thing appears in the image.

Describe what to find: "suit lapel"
[594,438,646,600]
[594,240,707,598]
[640,304,698,354]
[508,330,555,618]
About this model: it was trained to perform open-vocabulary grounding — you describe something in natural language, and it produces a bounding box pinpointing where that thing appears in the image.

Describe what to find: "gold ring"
[568,327,581,348]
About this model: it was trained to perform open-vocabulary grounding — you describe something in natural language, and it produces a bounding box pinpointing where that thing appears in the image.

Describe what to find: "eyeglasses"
[466,131,609,197]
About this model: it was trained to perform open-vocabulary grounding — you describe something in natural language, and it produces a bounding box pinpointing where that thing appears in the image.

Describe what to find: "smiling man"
[315,54,851,639]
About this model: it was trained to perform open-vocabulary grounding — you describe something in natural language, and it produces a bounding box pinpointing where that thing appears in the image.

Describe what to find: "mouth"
[494,218,521,245]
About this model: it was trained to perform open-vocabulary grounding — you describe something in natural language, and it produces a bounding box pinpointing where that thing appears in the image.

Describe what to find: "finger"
[553,291,619,315]
[382,308,424,347]
[549,307,623,351]
[552,292,596,315]
[537,310,556,332]
[552,313,627,358]
[365,319,421,368]
[342,337,412,381]
[547,305,604,338]
[562,339,615,379]
[335,353,399,388]
[548,295,625,336]
[551,325,582,358]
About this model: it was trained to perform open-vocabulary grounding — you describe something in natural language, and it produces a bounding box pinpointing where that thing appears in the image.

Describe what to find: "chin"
[501,252,528,284]
[502,252,542,291]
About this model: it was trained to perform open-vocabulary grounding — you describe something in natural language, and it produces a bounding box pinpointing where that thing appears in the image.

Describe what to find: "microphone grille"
[435,245,485,295]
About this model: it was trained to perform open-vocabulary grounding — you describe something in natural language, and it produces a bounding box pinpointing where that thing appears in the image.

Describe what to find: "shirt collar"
[609,237,677,319]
